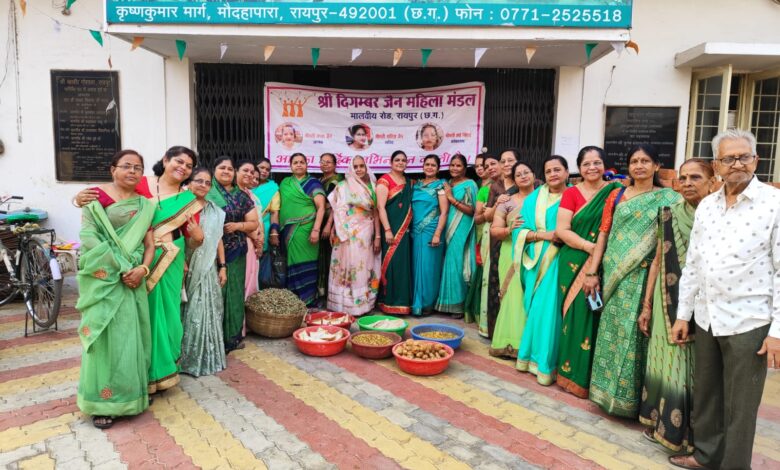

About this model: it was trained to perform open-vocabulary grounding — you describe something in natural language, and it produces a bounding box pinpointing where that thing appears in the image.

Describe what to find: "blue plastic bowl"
[410,323,465,349]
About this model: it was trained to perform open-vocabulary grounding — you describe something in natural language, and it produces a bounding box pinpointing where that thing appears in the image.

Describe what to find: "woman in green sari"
[207,156,260,352]
[637,159,714,451]
[436,154,477,316]
[555,146,622,398]
[467,155,501,335]
[253,158,281,258]
[181,167,228,377]
[75,146,202,393]
[489,162,535,357]
[280,153,326,306]
[586,144,681,417]
[515,156,569,385]
[376,150,413,314]
[464,154,493,326]
[77,150,155,429]
[482,150,520,338]
[318,153,344,303]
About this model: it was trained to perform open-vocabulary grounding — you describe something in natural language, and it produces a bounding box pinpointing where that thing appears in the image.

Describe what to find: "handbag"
[259,245,287,288]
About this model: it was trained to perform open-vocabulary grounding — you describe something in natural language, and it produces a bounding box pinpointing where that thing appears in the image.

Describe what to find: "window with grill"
[750,77,779,181]
[195,64,555,173]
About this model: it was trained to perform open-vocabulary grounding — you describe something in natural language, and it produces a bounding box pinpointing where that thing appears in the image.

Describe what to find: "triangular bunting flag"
[175,39,187,60]
[53,20,62,33]
[89,30,103,47]
[393,48,403,66]
[311,48,320,69]
[19,0,26,16]
[106,99,117,112]
[350,48,362,63]
[264,45,275,62]
[66,0,76,9]
[610,41,625,56]
[626,40,639,54]
[584,42,598,61]
[219,42,228,60]
[474,48,487,67]
[525,46,537,64]
[130,36,144,51]
[421,49,432,68]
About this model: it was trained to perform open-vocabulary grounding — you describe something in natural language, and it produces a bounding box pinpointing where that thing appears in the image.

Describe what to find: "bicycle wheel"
[20,239,62,328]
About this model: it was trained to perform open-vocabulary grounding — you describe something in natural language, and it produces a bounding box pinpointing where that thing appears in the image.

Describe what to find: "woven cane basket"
[245,289,307,338]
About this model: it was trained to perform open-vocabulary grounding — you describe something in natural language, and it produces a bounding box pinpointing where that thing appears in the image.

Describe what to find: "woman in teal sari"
[436,154,477,316]
[77,150,155,429]
[411,155,448,316]
[637,159,714,451]
[586,144,681,417]
[376,150,413,314]
[280,153,326,306]
[207,156,259,352]
[515,156,568,385]
[489,161,535,357]
[181,167,228,377]
[253,158,281,257]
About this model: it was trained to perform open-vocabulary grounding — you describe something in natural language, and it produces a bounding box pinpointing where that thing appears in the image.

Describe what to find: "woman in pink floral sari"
[326,156,381,315]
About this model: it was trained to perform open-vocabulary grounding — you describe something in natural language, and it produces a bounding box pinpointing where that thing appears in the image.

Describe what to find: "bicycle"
[0,195,63,336]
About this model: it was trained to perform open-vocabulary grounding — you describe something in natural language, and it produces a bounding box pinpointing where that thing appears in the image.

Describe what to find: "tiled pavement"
[1,289,779,469]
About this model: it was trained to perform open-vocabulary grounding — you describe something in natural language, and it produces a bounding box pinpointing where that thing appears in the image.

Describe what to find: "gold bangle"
[138,265,150,277]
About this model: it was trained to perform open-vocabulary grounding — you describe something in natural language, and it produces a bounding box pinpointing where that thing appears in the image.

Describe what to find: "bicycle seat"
[0,209,48,223]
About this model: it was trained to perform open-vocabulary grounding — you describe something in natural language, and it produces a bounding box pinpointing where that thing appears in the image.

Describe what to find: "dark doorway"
[195,64,555,172]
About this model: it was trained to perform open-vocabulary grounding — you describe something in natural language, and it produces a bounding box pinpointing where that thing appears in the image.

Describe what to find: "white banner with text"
[264,81,485,172]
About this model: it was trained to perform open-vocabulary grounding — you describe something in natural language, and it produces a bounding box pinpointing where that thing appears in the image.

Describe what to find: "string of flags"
[18,0,639,67]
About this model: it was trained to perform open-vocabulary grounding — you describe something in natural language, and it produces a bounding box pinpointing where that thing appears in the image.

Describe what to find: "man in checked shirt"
[669,129,780,470]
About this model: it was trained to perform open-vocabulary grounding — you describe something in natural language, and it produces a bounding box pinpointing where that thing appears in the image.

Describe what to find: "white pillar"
[164,58,196,148]
[552,66,585,169]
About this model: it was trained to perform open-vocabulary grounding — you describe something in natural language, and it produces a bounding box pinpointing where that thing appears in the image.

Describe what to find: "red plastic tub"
[304,311,355,330]
[392,341,454,376]
[293,326,350,357]
[349,331,402,359]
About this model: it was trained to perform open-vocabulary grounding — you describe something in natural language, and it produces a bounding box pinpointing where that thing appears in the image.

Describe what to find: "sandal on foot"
[93,416,114,429]
[669,454,705,469]
[642,428,656,443]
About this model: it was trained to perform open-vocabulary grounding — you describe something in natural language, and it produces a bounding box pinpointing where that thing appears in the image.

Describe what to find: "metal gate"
[195,64,555,171]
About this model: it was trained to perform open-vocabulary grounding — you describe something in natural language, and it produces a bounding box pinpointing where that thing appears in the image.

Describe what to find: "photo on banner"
[263,81,486,173]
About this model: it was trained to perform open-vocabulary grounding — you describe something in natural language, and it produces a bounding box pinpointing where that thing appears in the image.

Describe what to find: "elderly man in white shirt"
[670,129,780,470]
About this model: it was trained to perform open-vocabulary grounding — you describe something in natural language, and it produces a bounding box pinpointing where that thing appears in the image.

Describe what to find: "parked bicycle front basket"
[0,228,20,251]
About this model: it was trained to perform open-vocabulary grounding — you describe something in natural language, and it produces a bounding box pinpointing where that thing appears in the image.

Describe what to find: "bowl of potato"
[392,339,454,376]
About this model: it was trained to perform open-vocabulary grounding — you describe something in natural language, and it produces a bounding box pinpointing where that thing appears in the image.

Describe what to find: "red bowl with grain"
[305,311,355,330]
[392,340,454,376]
[349,331,402,359]
[293,326,350,357]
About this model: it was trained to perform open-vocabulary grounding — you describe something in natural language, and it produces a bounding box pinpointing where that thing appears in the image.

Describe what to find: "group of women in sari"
[76,143,713,455]
[465,144,715,454]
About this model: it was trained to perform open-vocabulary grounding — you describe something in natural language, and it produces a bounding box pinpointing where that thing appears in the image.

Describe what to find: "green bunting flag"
[421,48,432,68]
[585,42,598,61]
[175,39,187,60]
[66,0,76,9]
[311,48,320,69]
[89,30,103,47]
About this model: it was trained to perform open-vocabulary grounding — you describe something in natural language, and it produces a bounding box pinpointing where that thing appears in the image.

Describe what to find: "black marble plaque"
[603,106,679,174]
[52,70,121,182]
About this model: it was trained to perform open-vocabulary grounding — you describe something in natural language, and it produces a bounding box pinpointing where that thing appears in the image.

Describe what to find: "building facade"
[1,0,779,240]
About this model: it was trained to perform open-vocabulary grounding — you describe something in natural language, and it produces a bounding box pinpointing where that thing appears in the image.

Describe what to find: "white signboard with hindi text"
[263,81,485,173]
